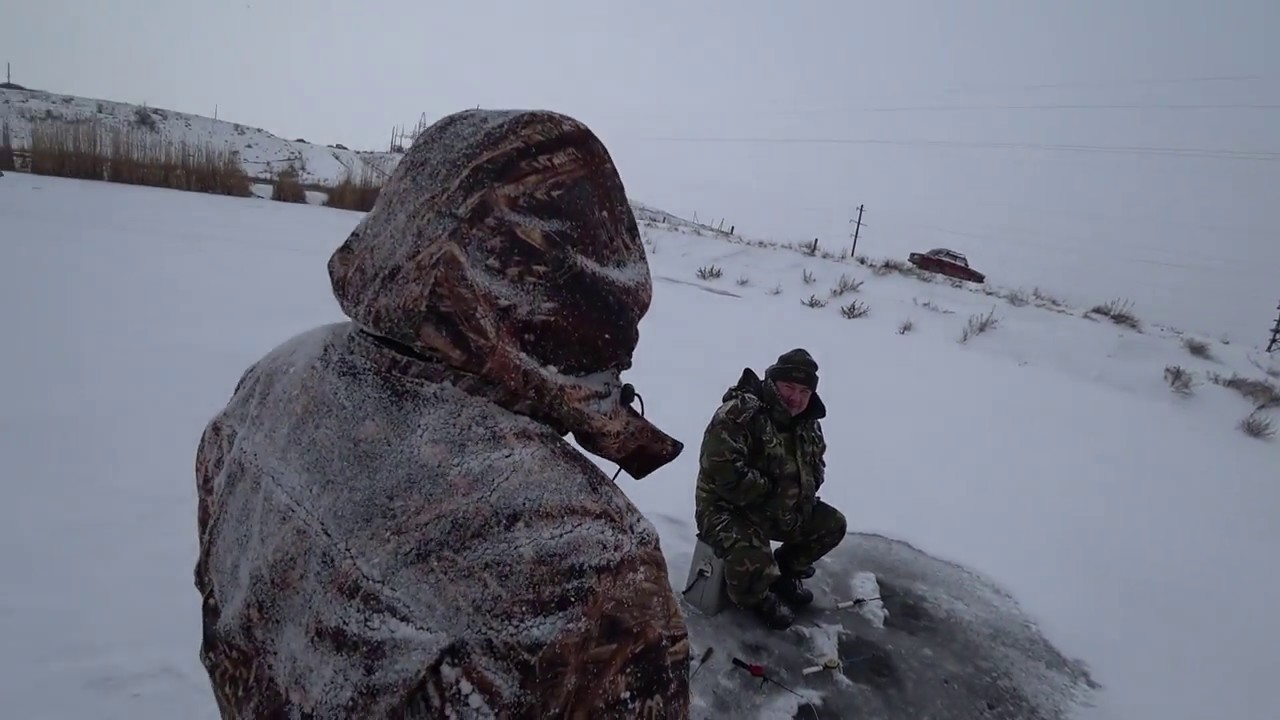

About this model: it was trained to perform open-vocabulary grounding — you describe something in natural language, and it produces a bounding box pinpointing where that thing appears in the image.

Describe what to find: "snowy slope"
[1,174,1277,719]
[0,86,402,186]
[0,86,733,230]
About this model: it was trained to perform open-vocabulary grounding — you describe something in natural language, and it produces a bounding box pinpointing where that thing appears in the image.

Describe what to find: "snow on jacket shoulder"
[194,107,689,719]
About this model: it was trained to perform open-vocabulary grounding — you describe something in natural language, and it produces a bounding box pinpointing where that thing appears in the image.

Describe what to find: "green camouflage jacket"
[695,367,828,535]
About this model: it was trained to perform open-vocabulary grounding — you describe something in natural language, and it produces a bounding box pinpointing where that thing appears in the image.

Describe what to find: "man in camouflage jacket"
[694,348,847,629]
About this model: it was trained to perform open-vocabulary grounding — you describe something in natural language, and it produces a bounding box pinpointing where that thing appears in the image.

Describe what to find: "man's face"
[773,380,812,416]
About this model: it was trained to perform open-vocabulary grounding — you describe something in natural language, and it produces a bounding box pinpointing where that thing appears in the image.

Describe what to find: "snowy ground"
[2,173,1278,719]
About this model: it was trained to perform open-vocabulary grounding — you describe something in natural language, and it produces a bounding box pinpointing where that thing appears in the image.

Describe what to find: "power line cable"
[722,199,1275,244]
[867,203,1272,267]
[628,135,1280,162]
[863,192,1275,244]
[761,102,1280,116]
[872,217,1275,280]
[581,72,1280,126]
[945,74,1278,94]
[799,202,1265,272]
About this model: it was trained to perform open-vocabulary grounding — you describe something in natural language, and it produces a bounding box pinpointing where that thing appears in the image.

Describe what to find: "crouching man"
[694,348,847,630]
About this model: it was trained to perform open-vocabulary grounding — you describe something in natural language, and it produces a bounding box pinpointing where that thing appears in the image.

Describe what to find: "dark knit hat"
[764,348,819,390]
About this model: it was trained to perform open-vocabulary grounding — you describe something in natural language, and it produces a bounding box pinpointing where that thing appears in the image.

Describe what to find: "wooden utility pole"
[849,204,865,258]
[1267,300,1280,353]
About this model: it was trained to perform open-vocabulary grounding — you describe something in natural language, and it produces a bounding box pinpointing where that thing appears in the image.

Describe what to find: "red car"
[907,248,986,284]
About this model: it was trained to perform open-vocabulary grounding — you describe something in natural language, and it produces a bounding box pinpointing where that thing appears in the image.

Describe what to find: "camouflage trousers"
[696,500,847,608]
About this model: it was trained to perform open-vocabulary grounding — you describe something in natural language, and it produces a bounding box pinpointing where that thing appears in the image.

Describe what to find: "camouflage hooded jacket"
[193,109,690,719]
[694,367,828,536]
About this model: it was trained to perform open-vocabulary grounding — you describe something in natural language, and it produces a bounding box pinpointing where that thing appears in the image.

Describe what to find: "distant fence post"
[1267,300,1280,353]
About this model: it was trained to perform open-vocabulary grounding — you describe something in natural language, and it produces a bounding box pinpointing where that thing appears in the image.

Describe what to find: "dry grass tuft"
[271,167,307,203]
[839,300,870,318]
[1239,410,1275,440]
[913,297,954,315]
[876,257,908,274]
[1208,372,1280,409]
[26,118,250,196]
[0,119,14,171]
[1087,298,1142,331]
[323,165,382,211]
[1181,336,1215,361]
[828,273,863,298]
[1032,287,1064,307]
[959,307,1000,343]
[1003,288,1030,307]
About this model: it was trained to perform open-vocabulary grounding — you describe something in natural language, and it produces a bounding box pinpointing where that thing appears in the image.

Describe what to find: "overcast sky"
[4,1,1278,340]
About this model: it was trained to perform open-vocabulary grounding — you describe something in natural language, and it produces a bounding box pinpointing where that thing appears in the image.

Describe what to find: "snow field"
[0,172,1276,719]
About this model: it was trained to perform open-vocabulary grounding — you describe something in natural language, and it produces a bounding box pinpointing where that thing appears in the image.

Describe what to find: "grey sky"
[4,1,1278,340]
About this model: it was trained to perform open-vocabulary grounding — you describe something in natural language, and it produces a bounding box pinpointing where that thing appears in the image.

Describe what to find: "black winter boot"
[751,592,795,630]
[770,572,815,608]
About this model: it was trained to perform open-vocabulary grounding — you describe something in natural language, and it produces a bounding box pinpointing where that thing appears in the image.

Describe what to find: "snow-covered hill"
[0,86,734,226]
[2,175,1277,716]
[0,85,401,187]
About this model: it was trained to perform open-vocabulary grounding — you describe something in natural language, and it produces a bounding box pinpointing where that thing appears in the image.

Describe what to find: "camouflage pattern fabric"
[327,107,682,480]
[704,500,847,607]
[694,366,847,608]
[194,108,689,719]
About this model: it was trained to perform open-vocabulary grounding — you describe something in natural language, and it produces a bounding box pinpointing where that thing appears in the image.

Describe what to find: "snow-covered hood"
[327,108,682,479]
